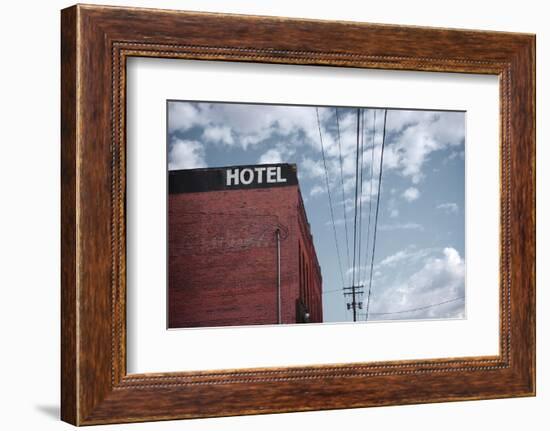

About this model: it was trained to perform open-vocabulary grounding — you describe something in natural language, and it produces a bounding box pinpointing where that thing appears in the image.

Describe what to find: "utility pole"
[343,284,364,322]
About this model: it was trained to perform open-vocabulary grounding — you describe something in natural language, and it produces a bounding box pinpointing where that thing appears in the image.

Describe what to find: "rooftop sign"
[169,163,298,194]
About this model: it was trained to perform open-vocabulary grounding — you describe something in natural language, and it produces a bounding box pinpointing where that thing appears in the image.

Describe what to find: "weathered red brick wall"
[168,186,322,328]
[297,191,323,323]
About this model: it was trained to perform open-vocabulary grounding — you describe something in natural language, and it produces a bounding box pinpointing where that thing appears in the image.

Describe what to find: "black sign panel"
[169,163,298,194]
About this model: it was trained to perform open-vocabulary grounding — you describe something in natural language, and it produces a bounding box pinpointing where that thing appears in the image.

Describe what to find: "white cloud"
[436,202,459,214]
[167,102,464,203]
[378,222,424,231]
[169,102,322,150]
[369,247,465,320]
[390,209,399,218]
[300,157,325,179]
[379,250,410,267]
[167,102,205,133]
[258,149,283,164]
[408,247,464,296]
[445,150,465,163]
[309,185,325,197]
[167,139,206,170]
[384,110,465,183]
[202,126,234,145]
[402,187,420,202]
[379,248,432,267]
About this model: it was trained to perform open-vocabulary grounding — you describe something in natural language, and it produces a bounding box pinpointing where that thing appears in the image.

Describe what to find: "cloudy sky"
[167,100,466,323]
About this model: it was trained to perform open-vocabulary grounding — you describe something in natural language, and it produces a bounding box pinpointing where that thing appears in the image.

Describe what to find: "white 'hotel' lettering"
[226,166,288,186]
[240,168,254,185]
[254,166,266,183]
[266,167,277,183]
[277,167,287,183]
[226,168,239,186]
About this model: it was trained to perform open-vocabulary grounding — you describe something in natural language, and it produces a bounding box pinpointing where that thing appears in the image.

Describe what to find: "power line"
[350,108,361,322]
[365,109,388,322]
[356,109,367,285]
[207,284,464,311]
[315,107,346,289]
[322,287,346,295]
[363,109,377,285]
[361,296,465,316]
[334,108,351,283]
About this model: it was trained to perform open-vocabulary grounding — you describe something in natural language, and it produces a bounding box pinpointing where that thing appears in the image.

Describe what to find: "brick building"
[168,163,323,328]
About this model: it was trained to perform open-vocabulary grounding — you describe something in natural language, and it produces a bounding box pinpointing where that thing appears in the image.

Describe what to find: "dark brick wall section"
[168,185,322,328]
[297,191,323,323]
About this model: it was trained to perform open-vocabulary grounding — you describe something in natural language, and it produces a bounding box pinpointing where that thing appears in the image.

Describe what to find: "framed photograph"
[61,4,535,425]
[164,101,467,329]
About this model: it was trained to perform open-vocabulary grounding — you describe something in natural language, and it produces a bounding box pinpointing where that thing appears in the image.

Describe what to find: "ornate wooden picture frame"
[61,4,535,425]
